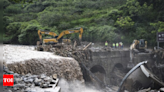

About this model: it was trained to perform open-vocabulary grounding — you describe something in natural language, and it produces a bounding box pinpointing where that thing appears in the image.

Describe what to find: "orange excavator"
[36,28,83,51]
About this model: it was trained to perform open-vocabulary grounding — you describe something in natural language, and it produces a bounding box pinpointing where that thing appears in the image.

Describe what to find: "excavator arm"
[38,30,58,42]
[57,27,83,41]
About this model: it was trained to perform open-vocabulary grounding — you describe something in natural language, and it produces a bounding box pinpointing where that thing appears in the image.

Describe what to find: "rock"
[30,75,38,79]
[13,86,19,91]
[44,77,51,81]
[8,71,14,74]
[23,77,27,81]
[34,78,42,86]
[40,74,46,79]
[24,88,31,92]
[26,83,32,87]
[14,83,26,88]
[25,73,32,77]
[40,83,49,88]
[45,81,50,85]
[30,83,35,87]
[15,78,22,84]
[38,82,42,86]
[3,66,10,73]
[52,74,57,80]
[14,73,20,78]
[24,78,34,83]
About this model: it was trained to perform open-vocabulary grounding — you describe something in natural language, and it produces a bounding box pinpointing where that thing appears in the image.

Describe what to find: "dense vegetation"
[3,0,164,46]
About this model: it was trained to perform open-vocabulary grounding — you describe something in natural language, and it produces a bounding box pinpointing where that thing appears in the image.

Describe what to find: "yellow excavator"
[37,30,58,45]
[36,27,83,51]
[130,39,148,53]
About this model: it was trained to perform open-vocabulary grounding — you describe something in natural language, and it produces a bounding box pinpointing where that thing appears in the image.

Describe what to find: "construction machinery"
[130,39,147,53]
[36,27,83,51]
[37,30,58,45]
[55,27,83,44]
[128,39,148,68]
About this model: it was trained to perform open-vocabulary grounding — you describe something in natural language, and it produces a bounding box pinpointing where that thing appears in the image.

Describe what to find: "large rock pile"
[3,65,60,92]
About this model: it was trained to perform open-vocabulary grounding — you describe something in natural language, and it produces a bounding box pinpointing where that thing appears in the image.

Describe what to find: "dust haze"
[59,79,104,92]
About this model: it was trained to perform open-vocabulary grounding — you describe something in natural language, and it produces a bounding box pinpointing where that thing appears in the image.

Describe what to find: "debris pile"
[149,48,164,82]
[49,44,91,64]
[3,65,60,92]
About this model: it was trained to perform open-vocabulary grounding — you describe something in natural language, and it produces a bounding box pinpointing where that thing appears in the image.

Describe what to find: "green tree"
[4,22,21,43]
[115,16,134,29]
[18,25,39,45]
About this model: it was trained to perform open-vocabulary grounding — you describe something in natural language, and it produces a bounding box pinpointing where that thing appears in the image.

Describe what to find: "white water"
[3,45,72,64]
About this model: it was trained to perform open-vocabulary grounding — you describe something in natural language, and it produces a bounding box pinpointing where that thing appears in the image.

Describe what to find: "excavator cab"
[138,39,147,50]
[139,39,145,47]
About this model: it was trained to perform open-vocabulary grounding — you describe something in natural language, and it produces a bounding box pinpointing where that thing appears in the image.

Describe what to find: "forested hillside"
[3,0,164,46]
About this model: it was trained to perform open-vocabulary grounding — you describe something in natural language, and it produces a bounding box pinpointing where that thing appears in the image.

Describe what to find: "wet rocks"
[3,65,60,92]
